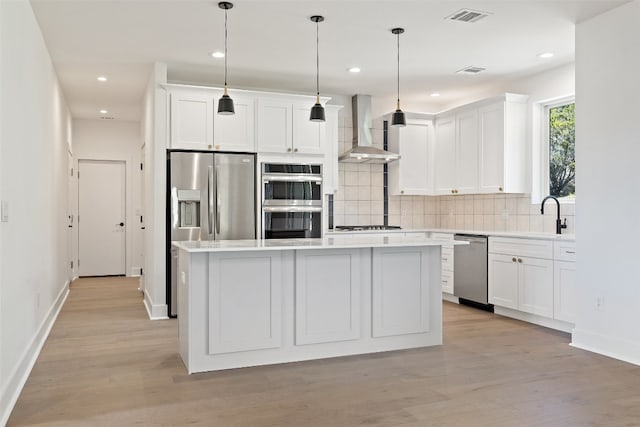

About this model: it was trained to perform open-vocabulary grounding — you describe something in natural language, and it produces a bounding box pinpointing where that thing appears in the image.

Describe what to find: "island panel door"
[372,247,430,338]
[209,251,282,354]
[295,248,362,345]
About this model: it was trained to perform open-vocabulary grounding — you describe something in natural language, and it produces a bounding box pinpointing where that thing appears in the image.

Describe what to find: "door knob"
[118,222,124,227]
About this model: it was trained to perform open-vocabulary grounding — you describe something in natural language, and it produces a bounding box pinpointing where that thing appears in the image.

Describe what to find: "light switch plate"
[1,200,8,222]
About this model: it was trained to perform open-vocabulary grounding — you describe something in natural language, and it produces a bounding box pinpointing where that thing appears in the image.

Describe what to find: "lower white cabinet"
[295,249,362,345]
[430,232,454,294]
[518,257,554,318]
[554,259,577,323]
[488,237,554,317]
[208,252,282,354]
[372,247,431,337]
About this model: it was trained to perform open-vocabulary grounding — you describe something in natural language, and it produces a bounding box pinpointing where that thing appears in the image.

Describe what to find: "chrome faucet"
[541,195,567,234]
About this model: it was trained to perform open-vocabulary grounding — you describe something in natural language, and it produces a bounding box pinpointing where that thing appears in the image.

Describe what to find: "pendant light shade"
[391,27,406,127]
[217,1,235,115]
[309,15,325,122]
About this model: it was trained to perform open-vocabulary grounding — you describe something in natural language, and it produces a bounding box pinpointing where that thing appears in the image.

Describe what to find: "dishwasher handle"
[454,234,488,244]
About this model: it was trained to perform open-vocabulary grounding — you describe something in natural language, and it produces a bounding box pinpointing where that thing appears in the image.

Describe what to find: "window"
[546,100,575,200]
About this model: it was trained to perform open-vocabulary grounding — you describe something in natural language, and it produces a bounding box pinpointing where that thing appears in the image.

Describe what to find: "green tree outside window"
[549,103,575,198]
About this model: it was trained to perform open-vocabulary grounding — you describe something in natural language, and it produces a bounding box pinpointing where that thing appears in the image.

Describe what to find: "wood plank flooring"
[8,277,640,426]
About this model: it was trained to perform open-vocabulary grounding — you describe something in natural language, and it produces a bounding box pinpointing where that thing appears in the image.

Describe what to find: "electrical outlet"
[596,296,605,311]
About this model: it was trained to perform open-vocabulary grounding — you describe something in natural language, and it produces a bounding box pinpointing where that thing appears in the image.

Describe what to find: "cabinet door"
[208,252,282,354]
[390,120,432,195]
[488,253,519,309]
[257,99,293,154]
[455,110,479,194]
[323,106,341,194]
[518,257,554,318]
[170,91,214,150]
[293,104,323,154]
[295,249,361,345]
[478,102,505,193]
[213,95,256,152]
[554,260,576,323]
[433,116,456,195]
[372,247,430,337]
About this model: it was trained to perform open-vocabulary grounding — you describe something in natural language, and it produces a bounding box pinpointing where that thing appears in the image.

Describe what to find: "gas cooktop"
[334,225,402,231]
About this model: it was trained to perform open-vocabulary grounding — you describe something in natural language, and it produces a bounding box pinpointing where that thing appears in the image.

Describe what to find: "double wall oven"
[261,163,322,239]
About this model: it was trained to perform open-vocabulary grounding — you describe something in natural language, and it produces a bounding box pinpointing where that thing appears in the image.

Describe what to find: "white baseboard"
[571,328,640,367]
[143,291,168,320]
[130,266,142,277]
[493,306,574,334]
[442,293,459,304]
[0,281,69,427]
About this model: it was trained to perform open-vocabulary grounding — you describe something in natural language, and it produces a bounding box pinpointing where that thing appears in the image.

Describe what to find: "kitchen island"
[173,236,452,374]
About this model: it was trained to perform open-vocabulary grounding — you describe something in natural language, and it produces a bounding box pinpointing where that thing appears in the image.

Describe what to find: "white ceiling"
[30,0,627,122]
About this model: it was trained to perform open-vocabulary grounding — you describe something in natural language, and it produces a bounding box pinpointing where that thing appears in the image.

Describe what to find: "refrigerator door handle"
[215,165,221,234]
[208,166,213,235]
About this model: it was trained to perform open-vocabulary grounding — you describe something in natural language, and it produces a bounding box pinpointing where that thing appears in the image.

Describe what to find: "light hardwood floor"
[8,277,640,426]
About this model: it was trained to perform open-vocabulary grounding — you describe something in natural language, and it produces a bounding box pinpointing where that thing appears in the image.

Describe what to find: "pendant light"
[217,1,234,115]
[391,28,406,127]
[309,15,326,122]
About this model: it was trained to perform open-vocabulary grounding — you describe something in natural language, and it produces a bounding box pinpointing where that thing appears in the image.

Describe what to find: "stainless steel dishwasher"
[454,234,493,312]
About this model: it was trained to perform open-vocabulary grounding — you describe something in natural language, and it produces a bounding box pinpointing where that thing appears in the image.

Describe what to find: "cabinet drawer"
[442,270,454,294]
[441,247,454,271]
[554,241,576,262]
[489,237,553,259]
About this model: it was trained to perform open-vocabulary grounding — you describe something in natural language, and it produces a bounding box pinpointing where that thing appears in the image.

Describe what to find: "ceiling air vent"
[446,9,490,23]
[457,66,486,74]
[100,116,115,120]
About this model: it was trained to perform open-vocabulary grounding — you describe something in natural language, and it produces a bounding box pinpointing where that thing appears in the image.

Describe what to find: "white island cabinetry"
[175,236,444,374]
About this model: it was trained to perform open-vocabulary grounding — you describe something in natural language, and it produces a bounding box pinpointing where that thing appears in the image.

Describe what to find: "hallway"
[8,277,640,426]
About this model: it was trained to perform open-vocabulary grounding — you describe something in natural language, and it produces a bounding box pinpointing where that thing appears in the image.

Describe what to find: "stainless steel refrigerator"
[167,150,256,317]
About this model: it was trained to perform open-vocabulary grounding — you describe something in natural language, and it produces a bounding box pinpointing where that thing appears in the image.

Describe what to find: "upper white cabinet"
[478,94,529,194]
[430,93,528,195]
[433,111,478,195]
[322,105,342,195]
[257,99,325,155]
[170,90,214,150]
[388,118,434,195]
[433,115,456,194]
[169,88,255,152]
[213,93,256,152]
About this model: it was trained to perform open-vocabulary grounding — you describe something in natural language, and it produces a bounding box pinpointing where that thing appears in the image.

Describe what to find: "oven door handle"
[262,174,323,183]
[263,206,322,213]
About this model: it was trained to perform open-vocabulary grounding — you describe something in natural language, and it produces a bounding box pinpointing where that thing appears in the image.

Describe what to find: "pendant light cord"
[316,19,320,98]
[224,8,228,88]
[396,31,400,108]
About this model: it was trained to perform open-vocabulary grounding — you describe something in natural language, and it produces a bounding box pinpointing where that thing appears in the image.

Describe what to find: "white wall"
[141,63,169,319]
[572,0,640,365]
[73,119,143,276]
[0,1,72,425]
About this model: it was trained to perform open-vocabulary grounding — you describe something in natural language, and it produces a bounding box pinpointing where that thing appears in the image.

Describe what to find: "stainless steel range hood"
[338,95,400,164]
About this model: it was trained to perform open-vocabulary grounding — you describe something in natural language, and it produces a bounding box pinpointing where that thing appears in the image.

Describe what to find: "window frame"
[533,95,575,204]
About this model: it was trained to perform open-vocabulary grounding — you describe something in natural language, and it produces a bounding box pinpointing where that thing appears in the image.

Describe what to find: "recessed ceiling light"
[430,93,441,97]
[348,67,361,73]
[97,76,107,82]
[100,109,108,114]
[538,52,554,59]
[210,51,225,58]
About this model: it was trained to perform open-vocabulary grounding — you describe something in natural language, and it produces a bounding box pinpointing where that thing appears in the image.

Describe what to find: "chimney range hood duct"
[338,95,400,164]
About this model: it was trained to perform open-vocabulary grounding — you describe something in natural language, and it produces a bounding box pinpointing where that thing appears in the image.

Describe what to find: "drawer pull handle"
[512,257,517,262]
[565,250,576,254]
[518,258,523,263]
[443,258,448,261]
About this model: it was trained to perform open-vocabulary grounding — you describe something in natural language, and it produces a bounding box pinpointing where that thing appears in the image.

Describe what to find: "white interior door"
[78,160,126,276]
[67,152,75,280]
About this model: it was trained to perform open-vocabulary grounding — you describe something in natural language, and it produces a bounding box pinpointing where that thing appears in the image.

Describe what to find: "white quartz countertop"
[173,236,465,253]
[327,228,576,242]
